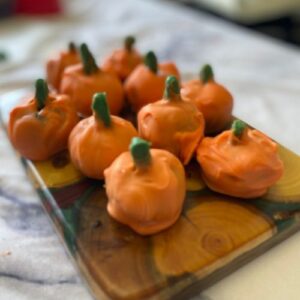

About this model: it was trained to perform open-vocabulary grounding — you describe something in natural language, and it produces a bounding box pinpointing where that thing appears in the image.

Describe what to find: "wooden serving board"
[2,91,300,300]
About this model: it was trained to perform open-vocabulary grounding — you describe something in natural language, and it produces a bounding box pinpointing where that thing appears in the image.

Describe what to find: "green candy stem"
[68,41,76,53]
[144,51,158,74]
[80,43,99,75]
[92,93,111,127]
[200,64,214,83]
[130,137,151,166]
[124,36,135,52]
[231,120,247,138]
[35,79,49,111]
[164,75,180,100]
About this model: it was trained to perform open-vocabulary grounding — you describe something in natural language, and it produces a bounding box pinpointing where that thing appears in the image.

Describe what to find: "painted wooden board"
[2,90,300,300]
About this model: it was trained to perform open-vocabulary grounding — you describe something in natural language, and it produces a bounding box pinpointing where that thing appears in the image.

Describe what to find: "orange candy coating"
[46,43,80,91]
[102,36,142,81]
[104,145,186,235]
[138,76,205,165]
[9,93,79,161]
[124,55,180,112]
[181,65,233,134]
[60,65,124,117]
[68,95,137,179]
[197,122,284,198]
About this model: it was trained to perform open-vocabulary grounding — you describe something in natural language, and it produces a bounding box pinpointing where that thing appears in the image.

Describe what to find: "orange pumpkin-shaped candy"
[8,79,79,161]
[104,137,186,235]
[102,36,143,81]
[69,93,137,179]
[138,76,205,165]
[197,120,284,198]
[46,42,81,91]
[60,43,124,117]
[181,64,233,134]
[124,51,180,112]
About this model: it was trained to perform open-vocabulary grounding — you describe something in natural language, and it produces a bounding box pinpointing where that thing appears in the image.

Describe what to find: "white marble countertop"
[1,0,300,299]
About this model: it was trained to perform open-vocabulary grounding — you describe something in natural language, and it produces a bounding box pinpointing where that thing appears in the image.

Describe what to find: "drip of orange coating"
[101,36,143,81]
[46,42,80,91]
[181,64,233,134]
[8,80,79,161]
[124,51,180,112]
[60,43,124,117]
[104,137,186,235]
[68,93,137,179]
[197,120,284,198]
[137,75,205,165]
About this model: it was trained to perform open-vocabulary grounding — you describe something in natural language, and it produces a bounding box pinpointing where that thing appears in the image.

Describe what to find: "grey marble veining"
[1,0,300,299]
